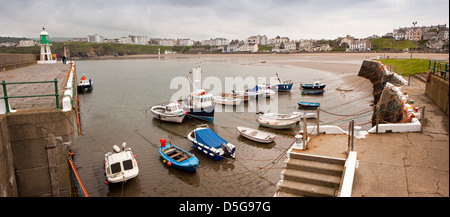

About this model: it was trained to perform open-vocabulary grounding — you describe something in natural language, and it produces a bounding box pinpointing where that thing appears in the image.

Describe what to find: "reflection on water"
[72,57,372,197]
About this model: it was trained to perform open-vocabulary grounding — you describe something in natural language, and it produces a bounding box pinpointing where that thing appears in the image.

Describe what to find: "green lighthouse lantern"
[40,27,50,45]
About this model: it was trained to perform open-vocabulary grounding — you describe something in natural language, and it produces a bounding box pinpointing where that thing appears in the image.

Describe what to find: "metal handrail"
[1,79,59,113]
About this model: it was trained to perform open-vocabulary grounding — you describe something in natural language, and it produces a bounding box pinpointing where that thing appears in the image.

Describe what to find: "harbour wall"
[425,74,449,116]
[0,62,79,197]
[0,54,37,72]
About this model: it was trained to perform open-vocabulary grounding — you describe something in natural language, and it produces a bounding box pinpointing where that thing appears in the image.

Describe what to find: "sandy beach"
[90,52,449,75]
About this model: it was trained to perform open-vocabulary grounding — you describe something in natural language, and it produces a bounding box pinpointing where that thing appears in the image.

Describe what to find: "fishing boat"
[158,139,199,173]
[187,125,236,160]
[270,73,293,92]
[150,102,186,123]
[77,74,93,92]
[236,126,276,143]
[297,101,320,108]
[214,96,242,106]
[179,67,215,122]
[103,142,139,184]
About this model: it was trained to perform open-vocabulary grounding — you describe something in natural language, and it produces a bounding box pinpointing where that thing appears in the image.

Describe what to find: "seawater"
[72,56,372,197]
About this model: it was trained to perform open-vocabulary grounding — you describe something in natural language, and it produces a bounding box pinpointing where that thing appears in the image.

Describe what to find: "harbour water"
[72,56,373,197]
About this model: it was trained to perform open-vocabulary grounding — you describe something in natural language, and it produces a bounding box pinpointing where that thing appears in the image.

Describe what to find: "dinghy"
[158,139,199,173]
[236,126,276,143]
[150,102,186,123]
[103,142,139,184]
[187,125,236,160]
[257,112,301,129]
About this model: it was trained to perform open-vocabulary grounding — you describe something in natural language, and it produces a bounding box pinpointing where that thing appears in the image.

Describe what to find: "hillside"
[370,38,416,51]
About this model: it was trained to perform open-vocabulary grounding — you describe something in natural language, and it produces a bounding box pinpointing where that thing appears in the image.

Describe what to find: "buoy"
[160,138,166,147]
[163,159,167,164]
[167,161,172,166]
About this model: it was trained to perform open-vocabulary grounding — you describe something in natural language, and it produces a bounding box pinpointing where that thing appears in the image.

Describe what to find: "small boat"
[187,125,236,160]
[260,112,302,121]
[236,126,276,143]
[103,142,139,184]
[270,73,293,92]
[257,112,301,129]
[158,139,199,173]
[300,81,326,89]
[257,117,297,129]
[77,74,93,92]
[247,84,276,98]
[298,102,320,108]
[150,102,186,123]
[234,90,261,100]
[221,91,249,102]
[214,96,242,106]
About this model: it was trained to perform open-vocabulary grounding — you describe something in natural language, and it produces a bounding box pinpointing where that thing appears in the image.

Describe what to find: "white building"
[18,40,35,47]
[119,35,148,45]
[177,39,194,46]
[211,38,229,46]
[87,34,105,43]
[237,43,258,52]
[159,39,177,46]
[348,39,371,52]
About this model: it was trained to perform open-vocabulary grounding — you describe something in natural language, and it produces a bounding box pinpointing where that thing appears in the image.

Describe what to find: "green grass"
[378,58,432,75]
[370,38,415,51]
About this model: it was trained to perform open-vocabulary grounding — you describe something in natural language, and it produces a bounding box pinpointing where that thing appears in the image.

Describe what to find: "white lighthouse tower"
[37,27,56,64]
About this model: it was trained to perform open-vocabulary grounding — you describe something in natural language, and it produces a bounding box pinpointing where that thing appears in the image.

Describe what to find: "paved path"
[297,75,448,197]
[0,63,71,110]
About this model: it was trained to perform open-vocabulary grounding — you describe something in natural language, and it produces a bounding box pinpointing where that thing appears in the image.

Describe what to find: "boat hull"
[301,89,324,95]
[187,127,236,161]
[185,105,215,122]
[257,118,297,129]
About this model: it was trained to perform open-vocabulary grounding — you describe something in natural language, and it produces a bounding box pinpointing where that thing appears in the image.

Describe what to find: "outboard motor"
[221,143,236,158]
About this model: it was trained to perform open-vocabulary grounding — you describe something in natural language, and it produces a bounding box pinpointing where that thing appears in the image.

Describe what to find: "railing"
[67,152,89,197]
[429,60,449,81]
[1,79,59,113]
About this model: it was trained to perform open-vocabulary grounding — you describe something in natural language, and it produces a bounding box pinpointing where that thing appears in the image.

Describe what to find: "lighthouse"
[37,27,56,64]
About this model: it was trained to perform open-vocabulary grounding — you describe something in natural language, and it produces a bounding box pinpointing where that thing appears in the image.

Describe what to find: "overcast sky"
[0,0,448,41]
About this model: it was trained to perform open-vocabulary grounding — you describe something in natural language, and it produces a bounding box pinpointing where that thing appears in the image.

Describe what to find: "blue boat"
[270,73,293,92]
[158,143,199,173]
[298,101,320,108]
[187,125,236,161]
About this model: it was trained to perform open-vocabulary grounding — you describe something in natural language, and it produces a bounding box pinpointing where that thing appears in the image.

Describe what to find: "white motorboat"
[150,102,186,123]
[104,142,139,184]
[214,96,242,106]
[247,84,276,98]
[236,126,276,143]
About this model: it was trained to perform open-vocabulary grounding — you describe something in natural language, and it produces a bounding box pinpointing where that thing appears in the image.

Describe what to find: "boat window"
[111,162,122,174]
[123,160,134,171]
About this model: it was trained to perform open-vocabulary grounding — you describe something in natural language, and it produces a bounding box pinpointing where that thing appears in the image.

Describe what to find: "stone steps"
[276,152,345,197]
